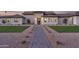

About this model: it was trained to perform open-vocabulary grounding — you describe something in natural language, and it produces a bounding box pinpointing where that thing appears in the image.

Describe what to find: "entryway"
[37,18,41,25]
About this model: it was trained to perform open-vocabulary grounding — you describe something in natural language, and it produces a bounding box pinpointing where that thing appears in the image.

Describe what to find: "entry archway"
[37,18,41,25]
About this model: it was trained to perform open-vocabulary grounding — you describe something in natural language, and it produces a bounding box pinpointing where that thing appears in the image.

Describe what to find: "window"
[48,18,52,22]
[14,19,18,22]
[6,19,10,22]
[54,19,57,22]
[7,20,10,22]
[2,20,6,24]
[44,18,47,22]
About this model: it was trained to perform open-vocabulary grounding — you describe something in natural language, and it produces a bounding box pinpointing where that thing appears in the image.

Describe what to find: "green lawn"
[49,26,79,33]
[0,26,29,32]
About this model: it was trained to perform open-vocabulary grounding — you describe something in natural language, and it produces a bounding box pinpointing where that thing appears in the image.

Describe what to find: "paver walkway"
[28,25,53,48]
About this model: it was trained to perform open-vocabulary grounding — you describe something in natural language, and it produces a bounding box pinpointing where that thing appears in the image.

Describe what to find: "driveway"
[28,25,53,48]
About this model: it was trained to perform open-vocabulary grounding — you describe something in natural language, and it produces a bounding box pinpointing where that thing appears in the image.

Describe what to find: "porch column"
[73,16,78,25]
[41,17,44,24]
[34,18,37,24]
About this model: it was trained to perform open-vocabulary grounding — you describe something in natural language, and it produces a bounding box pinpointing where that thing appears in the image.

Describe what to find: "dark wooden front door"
[37,18,41,25]
[37,21,41,25]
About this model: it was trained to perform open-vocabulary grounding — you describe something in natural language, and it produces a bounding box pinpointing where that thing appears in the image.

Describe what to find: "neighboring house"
[0,14,26,25]
[23,11,79,25]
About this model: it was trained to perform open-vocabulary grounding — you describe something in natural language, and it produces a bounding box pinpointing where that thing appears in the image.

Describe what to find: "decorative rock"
[25,36,30,38]
[21,40,26,44]
[56,41,64,45]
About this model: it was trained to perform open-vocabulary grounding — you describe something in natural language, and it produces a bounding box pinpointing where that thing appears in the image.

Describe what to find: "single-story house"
[1,11,79,25]
[23,11,79,25]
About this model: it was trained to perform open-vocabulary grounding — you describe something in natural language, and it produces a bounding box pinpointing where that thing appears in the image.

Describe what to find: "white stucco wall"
[58,18,64,25]
[23,15,35,24]
[67,17,73,25]
[0,18,3,24]
[73,16,78,25]
[76,16,79,25]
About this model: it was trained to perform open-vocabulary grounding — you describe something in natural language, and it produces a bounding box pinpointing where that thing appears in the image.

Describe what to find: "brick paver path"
[28,25,53,48]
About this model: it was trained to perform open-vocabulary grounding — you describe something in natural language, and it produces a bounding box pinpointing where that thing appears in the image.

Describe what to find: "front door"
[37,18,41,25]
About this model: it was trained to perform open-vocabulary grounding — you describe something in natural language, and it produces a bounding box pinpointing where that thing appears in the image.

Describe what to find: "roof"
[22,11,34,15]
[33,11,44,13]
[44,11,56,15]
[22,11,56,15]
[22,11,79,17]
[72,12,79,16]
[0,14,25,18]
[43,14,73,17]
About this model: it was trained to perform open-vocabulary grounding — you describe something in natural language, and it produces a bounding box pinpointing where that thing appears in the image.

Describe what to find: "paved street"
[28,25,53,48]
